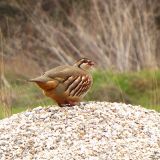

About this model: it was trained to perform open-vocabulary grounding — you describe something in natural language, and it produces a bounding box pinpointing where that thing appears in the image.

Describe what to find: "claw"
[58,102,79,107]
[59,103,74,107]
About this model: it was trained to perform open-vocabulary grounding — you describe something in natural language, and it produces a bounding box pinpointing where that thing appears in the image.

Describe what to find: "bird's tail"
[28,78,37,82]
[28,76,50,83]
[29,76,58,90]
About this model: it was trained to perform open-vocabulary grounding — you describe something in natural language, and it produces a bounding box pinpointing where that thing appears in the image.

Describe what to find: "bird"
[29,58,94,107]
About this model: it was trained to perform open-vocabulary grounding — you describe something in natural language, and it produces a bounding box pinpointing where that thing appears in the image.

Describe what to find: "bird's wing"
[45,66,85,81]
[29,65,86,84]
[29,65,70,82]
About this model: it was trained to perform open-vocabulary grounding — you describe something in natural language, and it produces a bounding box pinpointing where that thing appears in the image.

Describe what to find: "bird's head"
[74,58,95,70]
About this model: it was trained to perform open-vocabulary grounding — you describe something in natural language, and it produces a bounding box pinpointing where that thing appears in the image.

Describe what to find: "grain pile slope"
[0,102,160,160]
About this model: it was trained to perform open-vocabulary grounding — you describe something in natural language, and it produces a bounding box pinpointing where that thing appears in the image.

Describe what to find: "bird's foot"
[58,101,79,107]
[59,103,74,107]
[58,104,70,107]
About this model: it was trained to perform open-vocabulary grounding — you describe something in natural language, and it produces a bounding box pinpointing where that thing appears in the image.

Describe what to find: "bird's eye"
[82,60,87,63]
[85,59,90,63]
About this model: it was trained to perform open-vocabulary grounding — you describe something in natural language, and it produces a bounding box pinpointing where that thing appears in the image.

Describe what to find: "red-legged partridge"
[29,58,94,107]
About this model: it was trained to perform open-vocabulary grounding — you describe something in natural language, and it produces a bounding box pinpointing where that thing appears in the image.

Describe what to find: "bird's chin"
[84,65,92,70]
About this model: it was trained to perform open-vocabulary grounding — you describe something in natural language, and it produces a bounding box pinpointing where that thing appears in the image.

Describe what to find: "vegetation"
[88,70,160,111]
[0,0,160,72]
[0,0,160,118]
[0,70,160,119]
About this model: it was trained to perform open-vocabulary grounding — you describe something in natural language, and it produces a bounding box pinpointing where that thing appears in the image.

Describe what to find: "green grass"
[0,70,160,119]
[87,70,160,111]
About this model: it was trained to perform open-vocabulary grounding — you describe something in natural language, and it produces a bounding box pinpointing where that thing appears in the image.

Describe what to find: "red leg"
[58,101,79,107]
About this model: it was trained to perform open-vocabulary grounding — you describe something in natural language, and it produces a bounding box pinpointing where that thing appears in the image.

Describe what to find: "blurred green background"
[0,0,160,118]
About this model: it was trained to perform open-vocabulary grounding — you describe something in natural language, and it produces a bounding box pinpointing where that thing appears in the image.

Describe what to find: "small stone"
[0,102,160,160]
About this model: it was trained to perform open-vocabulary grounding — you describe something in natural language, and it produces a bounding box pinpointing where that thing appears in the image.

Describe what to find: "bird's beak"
[88,61,95,66]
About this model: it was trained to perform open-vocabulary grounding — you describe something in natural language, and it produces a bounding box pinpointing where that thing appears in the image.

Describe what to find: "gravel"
[0,102,160,160]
